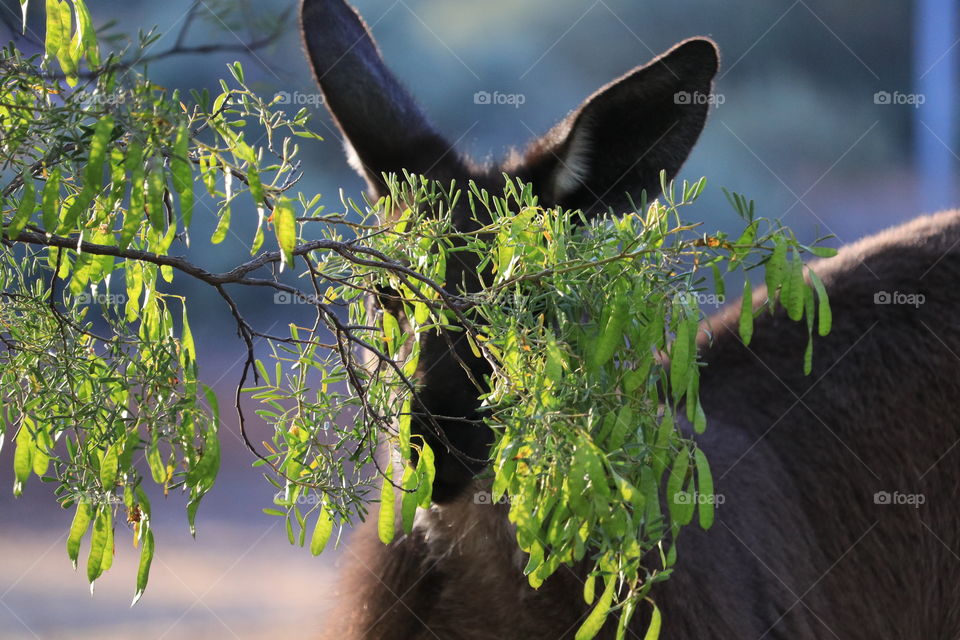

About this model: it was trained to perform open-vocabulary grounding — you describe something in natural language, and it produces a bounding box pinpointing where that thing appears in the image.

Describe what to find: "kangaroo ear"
[520,38,719,216]
[300,0,459,196]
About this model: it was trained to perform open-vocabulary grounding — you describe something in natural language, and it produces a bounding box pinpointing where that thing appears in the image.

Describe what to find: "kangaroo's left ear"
[519,38,720,216]
[300,0,462,196]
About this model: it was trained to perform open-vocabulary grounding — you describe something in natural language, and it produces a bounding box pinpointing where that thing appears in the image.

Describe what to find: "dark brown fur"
[301,1,960,637]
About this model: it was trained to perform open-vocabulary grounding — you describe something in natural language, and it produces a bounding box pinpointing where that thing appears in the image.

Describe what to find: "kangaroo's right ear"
[300,0,459,196]
[518,38,720,216]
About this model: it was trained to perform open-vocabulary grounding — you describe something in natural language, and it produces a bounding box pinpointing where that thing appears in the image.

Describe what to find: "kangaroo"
[301,1,960,638]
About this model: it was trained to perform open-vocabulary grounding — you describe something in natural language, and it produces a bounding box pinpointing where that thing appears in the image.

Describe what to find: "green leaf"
[13,425,33,496]
[247,165,265,205]
[310,501,335,556]
[119,142,145,249]
[693,448,715,530]
[67,500,93,569]
[582,442,611,500]
[643,601,662,640]
[85,115,113,191]
[251,207,265,254]
[171,122,194,226]
[734,219,758,248]
[589,289,629,371]
[415,441,435,508]
[6,177,35,239]
[738,278,753,346]
[87,506,111,586]
[31,426,51,476]
[567,447,592,518]
[765,237,787,299]
[377,464,396,544]
[73,0,100,67]
[211,205,231,244]
[667,448,693,526]
[187,392,220,527]
[40,168,60,231]
[273,197,297,269]
[132,528,154,606]
[100,512,114,573]
[99,444,118,490]
[146,439,165,485]
[615,599,638,640]
[400,464,418,534]
[55,0,77,85]
[809,270,832,337]
[181,303,196,364]
[382,311,400,355]
[606,405,634,451]
[575,572,615,640]
[230,61,245,83]
[670,311,693,403]
[44,0,65,62]
[711,263,725,300]
[691,393,706,435]
[651,410,675,481]
[146,162,166,231]
[785,253,805,322]
[806,245,838,258]
[582,571,596,606]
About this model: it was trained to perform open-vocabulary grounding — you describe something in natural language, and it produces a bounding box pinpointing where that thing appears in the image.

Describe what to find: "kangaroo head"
[301,0,719,502]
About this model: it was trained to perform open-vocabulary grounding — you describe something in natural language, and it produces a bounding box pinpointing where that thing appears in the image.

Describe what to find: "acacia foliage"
[1,3,833,635]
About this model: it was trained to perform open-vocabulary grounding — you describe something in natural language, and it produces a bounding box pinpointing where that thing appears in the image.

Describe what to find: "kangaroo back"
[325,212,960,639]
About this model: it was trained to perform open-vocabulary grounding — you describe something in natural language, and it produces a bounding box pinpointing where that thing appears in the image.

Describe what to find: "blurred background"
[0,0,956,637]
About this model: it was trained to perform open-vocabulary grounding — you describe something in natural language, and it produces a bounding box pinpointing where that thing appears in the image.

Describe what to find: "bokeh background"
[0,0,956,637]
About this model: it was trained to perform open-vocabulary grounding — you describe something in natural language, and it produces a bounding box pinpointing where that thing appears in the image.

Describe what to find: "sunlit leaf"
[132,528,154,606]
[377,464,396,545]
[273,197,297,269]
[67,500,93,569]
